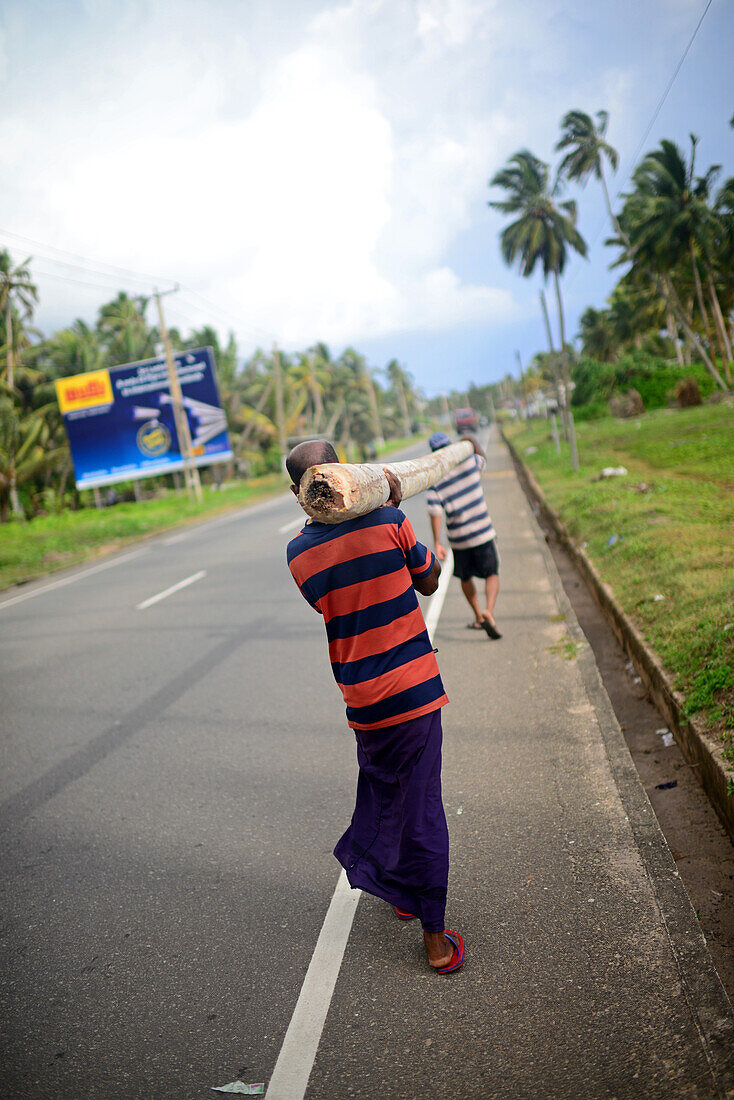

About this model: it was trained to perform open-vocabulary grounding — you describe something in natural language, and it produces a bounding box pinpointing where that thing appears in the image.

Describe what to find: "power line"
[29,266,149,294]
[618,0,714,195]
[564,0,715,294]
[1,228,277,345]
[177,287,276,343]
[0,226,177,289]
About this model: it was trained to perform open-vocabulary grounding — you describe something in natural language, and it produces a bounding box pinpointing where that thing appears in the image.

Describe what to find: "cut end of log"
[297,441,472,523]
[302,477,345,517]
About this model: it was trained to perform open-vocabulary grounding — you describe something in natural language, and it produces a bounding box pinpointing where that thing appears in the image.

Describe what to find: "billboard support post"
[154,288,202,504]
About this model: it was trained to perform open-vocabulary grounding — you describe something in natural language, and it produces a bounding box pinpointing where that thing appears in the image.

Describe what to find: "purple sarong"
[334,708,449,932]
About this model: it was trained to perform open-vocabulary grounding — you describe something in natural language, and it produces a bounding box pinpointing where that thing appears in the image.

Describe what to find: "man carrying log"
[285,440,464,974]
[425,432,502,640]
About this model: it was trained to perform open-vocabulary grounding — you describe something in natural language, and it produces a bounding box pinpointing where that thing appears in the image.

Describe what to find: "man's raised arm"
[413,556,441,596]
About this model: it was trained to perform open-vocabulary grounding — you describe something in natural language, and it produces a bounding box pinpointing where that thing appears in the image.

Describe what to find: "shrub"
[609,387,645,418]
[572,353,716,412]
[674,376,702,407]
[573,400,608,422]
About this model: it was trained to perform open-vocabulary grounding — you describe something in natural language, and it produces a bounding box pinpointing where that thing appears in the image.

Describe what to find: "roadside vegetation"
[0,474,287,591]
[508,404,733,752]
[427,107,733,782]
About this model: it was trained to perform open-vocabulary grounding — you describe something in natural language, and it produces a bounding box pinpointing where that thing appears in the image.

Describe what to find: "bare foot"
[424,930,454,969]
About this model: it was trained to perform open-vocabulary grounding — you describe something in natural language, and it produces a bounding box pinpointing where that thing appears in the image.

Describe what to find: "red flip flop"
[394,907,415,920]
[437,930,464,974]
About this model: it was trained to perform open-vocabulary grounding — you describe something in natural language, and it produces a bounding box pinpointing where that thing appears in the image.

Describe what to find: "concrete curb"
[503,431,734,843]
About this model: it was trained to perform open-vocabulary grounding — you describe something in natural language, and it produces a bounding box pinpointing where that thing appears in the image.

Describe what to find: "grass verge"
[506,403,734,751]
[0,473,286,591]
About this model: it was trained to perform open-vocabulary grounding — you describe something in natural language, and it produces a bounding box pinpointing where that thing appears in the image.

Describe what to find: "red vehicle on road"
[453,407,479,433]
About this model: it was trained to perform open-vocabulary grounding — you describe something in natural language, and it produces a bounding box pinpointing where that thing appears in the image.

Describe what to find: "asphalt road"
[1,432,732,1099]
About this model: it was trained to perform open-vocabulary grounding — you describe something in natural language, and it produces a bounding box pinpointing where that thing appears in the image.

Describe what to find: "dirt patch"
[544,525,734,1003]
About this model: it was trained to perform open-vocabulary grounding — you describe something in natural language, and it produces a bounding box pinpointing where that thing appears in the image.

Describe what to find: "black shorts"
[452,539,499,581]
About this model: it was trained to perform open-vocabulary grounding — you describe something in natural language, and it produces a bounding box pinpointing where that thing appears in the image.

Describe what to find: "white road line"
[264,571,452,1099]
[265,871,361,1100]
[424,549,454,644]
[136,570,207,610]
[0,549,148,612]
[279,517,303,534]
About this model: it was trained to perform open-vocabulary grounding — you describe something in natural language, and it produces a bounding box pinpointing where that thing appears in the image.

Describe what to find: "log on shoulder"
[298,440,473,523]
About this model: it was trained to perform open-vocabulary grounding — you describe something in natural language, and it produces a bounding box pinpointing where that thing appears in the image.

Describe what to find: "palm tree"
[0,250,39,393]
[385,359,415,436]
[577,306,617,362]
[97,292,155,365]
[557,109,620,222]
[489,149,587,469]
[616,137,728,390]
[338,348,384,447]
[0,252,40,515]
[713,175,734,372]
[558,112,728,387]
[0,399,64,521]
[291,351,330,435]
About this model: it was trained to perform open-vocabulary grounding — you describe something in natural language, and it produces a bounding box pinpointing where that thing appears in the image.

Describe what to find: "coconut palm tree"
[385,359,415,436]
[0,399,65,521]
[577,306,617,362]
[97,292,155,365]
[616,137,728,390]
[557,109,620,221]
[0,250,39,393]
[489,149,587,469]
[558,112,728,386]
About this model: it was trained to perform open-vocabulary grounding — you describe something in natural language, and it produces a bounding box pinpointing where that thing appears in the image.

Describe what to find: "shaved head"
[286,439,339,488]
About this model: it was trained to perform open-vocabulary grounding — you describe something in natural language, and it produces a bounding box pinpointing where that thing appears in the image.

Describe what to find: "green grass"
[0,474,286,590]
[506,403,734,748]
[547,635,582,660]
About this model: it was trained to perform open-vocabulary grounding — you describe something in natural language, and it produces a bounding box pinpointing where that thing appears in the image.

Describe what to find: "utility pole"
[539,290,562,455]
[154,288,202,503]
[272,343,287,471]
[441,393,451,430]
[515,350,525,420]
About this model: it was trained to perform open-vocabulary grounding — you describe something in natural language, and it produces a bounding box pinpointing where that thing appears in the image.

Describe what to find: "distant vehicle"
[453,407,479,433]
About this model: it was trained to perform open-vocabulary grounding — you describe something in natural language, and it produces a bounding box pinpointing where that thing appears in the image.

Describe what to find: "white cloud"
[5,0,721,376]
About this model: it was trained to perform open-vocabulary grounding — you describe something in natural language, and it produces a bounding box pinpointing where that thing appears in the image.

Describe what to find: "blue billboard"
[56,347,233,490]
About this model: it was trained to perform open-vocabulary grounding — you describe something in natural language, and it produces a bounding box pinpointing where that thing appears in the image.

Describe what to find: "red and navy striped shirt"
[287,506,448,730]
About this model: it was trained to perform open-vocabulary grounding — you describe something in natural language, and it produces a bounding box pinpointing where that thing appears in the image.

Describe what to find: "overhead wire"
[563,0,715,293]
[0,226,277,345]
[0,226,177,290]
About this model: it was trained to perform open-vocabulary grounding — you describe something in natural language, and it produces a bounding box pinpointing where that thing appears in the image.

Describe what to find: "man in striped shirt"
[425,431,501,640]
[286,439,464,974]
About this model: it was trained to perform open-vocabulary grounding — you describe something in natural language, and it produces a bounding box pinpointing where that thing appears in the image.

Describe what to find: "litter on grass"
[653,594,665,601]
[525,445,538,454]
[600,466,628,478]
[211,1082,265,1095]
[607,534,622,547]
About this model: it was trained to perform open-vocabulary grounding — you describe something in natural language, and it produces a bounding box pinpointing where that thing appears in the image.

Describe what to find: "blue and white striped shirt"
[425,454,495,550]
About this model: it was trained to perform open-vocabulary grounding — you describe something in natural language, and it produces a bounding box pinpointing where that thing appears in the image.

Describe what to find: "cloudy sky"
[2,0,732,395]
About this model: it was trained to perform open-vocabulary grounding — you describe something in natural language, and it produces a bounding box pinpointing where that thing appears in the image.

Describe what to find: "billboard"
[56,347,233,490]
